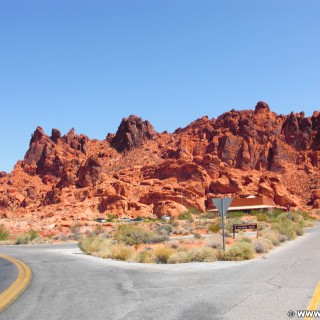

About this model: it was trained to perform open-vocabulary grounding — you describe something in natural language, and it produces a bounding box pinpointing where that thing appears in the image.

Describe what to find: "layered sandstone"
[1,101,319,234]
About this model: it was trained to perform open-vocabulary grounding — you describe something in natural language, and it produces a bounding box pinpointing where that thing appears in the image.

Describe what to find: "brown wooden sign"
[233,223,258,239]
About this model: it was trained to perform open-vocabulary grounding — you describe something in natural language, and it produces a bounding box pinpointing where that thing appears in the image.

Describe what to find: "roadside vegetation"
[78,209,317,264]
[0,208,316,263]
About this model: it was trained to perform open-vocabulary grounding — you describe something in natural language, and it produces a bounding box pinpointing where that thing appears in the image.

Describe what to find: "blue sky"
[1,0,319,172]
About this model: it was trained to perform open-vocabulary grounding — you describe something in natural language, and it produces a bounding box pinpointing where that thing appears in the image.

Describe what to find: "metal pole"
[222,199,225,253]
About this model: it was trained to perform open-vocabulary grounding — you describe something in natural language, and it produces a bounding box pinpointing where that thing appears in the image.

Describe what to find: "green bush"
[238,237,252,244]
[115,225,153,245]
[272,217,297,240]
[178,211,193,221]
[188,208,202,216]
[0,225,9,241]
[256,213,268,222]
[106,214,117,222]
[295,222,304,236]
[223,242,254,261]
[135,248,155,263]
[28,229,39,241]
[226,211,244,219]
[207,222,221,233]
[15,235,29,245]
[200,212,216,219]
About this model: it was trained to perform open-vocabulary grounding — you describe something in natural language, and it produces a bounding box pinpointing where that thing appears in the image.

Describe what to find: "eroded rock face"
[112,115,156,152]
[1,102,320,234]
[77,156,102,188]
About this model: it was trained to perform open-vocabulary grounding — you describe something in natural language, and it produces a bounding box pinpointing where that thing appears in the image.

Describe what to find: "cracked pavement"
[1,224,320,320]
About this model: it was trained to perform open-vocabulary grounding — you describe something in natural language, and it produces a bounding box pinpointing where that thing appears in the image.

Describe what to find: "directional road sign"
[212,198,233,216]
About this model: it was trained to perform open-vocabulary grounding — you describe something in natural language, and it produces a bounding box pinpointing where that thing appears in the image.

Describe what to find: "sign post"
[212,198,233,252]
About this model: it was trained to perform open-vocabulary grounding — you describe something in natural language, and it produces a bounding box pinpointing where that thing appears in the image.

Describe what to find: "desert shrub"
[256,213,268,222]
[206,234,223,249]
[134,248,155,263]
[167,251,192,264]
[92,224,104,235]
[188,208,202,216]
[172,227,191,236]
[115,225,153,245]
[225,218,242,233]
[0,225,9,241]
[223,242,254,261]
[15,235,29,245]
[238,237,252,244]
[261,230,281,246]
[257,222,267,231]
[178,211,193,221]
[168,241,180,249]
[106,214,117,222]
[200,211,216,219]
[299,210,315,220]
[226,211,244,219]
[78,235,112,255]
[190,247,218,262]
[207,222,221,233]
[279,234,289,242]
[303,220,315,227]
[153,247,175,264]
[253,238,273,253]
[295,222,304,236]
[148,233,169,243]
[110,244,133,261]
[288,212,303,223]
[193,233,202,239]
[156,224,172,235]
[27,229,39,241]
[272,217,297,240]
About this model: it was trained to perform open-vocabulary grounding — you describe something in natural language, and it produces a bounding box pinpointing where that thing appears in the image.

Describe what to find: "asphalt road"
[0,225,320,320]
[0,257,18,294]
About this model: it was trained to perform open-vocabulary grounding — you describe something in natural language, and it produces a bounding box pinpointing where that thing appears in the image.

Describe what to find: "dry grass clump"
[223,242,254,261]
[252,238,273,254]
[303,220,315,227]
[152,246,175,264]
[272,217,297,240]
[260,229,281,246]
[168,241,180,249]
[206,234,223,249]
[79,235,112,256]
[167,251,192,264]
[189,247,218,262]
[110,244,134,261]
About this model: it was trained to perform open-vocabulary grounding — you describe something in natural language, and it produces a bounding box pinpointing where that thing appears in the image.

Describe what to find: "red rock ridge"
[0,101,320,234]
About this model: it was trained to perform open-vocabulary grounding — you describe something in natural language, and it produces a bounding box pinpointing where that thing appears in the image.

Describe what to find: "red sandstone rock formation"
[1,101,320,233]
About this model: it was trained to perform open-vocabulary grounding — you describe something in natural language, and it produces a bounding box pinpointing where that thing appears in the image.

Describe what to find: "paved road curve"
[0,257,18,295]
[1,225,320,320]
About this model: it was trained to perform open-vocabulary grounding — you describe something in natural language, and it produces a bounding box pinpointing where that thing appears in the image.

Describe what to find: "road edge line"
[305,281,320,320]
[0,254,32,313]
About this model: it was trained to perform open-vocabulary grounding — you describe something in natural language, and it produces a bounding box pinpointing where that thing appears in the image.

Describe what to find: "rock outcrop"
[1,104,320,234]
[112,115,156,152]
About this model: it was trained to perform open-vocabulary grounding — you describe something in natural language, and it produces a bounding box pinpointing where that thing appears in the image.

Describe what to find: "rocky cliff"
[1,102,320,234]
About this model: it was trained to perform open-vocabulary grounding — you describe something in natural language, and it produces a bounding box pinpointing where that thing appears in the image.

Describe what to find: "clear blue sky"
[1,0,319,172]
